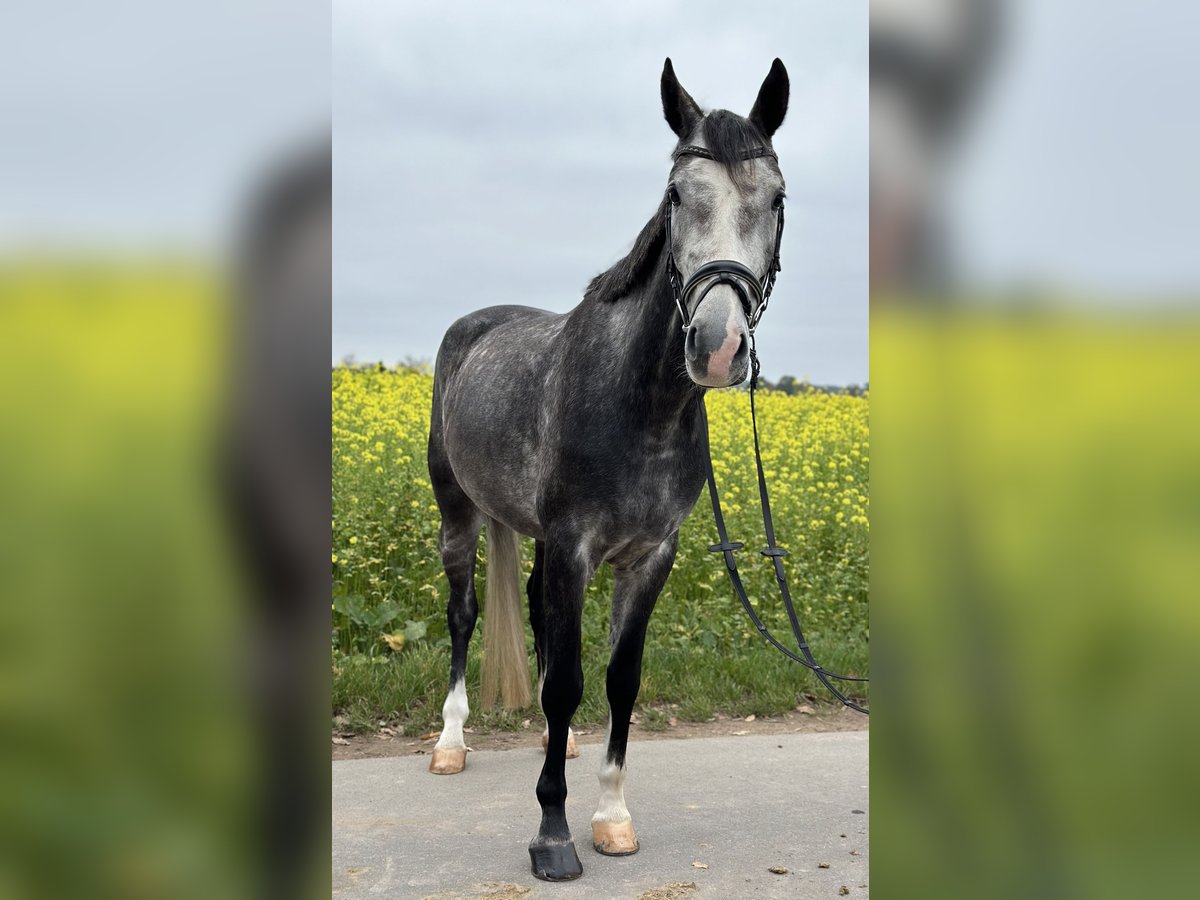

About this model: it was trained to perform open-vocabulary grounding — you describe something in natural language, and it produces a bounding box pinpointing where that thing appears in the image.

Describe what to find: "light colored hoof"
[541,731,580,759]
[428,747,466,775]
[592,819,639,856]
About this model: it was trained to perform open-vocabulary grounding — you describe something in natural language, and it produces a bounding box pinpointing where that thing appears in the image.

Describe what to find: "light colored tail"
[480,517,531,710]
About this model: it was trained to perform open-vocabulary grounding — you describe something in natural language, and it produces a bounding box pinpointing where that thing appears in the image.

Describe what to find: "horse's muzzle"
[684,295,750,387]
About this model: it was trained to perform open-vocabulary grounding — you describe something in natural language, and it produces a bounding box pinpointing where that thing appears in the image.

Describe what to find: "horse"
[426,57,790,882]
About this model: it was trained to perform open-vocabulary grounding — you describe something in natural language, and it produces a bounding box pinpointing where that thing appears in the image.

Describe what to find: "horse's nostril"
[685,325,698,356]
[735,333,747,359]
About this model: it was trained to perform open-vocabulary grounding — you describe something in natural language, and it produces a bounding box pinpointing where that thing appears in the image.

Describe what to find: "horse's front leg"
[528,532,590,881]
[592,533,678,856]
[528,539,579,760]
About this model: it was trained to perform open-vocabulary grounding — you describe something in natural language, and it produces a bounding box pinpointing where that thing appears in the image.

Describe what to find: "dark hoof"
[529,840,583,881]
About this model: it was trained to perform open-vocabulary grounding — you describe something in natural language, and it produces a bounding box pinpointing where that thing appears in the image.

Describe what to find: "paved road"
[333,730,869,899]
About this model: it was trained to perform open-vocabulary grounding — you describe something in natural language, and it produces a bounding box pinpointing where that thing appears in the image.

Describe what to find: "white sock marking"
[593,716,631,824]
[434,679,468,750]
[592,760,630,824]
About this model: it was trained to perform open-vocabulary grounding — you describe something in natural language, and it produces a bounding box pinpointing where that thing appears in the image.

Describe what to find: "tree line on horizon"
[338,356,866,395]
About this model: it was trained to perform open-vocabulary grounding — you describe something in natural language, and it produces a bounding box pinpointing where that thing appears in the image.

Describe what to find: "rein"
[700,355,869,715]
[670,143,869,715]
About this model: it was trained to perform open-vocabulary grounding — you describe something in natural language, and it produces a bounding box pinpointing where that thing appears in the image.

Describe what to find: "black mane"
[583,198,668,304]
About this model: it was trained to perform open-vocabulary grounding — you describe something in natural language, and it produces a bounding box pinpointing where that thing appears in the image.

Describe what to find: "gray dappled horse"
[426,58,790,882]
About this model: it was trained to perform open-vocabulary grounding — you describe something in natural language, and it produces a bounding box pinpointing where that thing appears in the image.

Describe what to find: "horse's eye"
[667,185,681,206]
[772,192,785,210]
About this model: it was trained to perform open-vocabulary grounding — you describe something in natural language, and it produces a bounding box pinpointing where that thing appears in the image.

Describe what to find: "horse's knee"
[541,662,583,718]
[541,727,579,759]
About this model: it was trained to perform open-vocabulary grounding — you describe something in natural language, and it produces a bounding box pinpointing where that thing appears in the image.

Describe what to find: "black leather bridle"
[672,142,869,715]
[664,144,785,333]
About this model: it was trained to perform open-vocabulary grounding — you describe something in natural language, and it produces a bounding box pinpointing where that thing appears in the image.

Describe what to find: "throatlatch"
[701,346,869,715]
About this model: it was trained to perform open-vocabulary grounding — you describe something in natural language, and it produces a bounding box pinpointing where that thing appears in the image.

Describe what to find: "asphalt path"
[333,730,869,899]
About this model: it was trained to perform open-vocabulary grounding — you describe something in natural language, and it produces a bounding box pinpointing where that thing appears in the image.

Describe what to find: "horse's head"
[661,58,789,388]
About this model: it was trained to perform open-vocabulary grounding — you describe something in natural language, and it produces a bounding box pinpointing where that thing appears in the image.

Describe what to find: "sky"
[332,0,869,385]
[1,0,1194,344]
[946,1,1200,299]
[0,2,329,251]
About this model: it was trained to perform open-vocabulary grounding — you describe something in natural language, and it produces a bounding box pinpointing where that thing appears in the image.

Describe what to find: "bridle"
[663,144,785,333]
[670,143,869,715]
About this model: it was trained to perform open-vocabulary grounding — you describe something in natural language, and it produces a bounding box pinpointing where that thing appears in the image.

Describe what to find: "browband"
[672,144,777,163]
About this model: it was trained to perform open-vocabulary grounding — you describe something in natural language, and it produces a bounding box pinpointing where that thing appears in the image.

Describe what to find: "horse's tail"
[480,517,531,710]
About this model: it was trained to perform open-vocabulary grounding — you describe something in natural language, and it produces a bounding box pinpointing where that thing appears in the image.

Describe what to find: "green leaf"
[403,619,428,644]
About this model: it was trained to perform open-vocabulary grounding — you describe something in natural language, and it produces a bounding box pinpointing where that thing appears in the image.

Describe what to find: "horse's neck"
[594,264,703,433]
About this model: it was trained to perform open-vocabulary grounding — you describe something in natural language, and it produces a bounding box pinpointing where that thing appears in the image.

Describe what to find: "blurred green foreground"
[873,307,1200,900]
[0,263,259,899]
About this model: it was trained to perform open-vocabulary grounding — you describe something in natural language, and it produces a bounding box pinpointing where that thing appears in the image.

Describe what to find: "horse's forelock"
[698,110,771,181]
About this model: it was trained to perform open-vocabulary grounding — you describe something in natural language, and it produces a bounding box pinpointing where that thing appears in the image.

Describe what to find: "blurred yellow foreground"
[873,306,1200,900]
[0,261,259,899]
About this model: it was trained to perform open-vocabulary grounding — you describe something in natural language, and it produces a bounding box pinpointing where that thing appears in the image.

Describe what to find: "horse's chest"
[625,459,699,518]
[589,445,706,553]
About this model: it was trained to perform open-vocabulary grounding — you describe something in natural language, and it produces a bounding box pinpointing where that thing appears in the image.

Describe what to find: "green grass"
[332,623,867,735]
[332,365,869,733]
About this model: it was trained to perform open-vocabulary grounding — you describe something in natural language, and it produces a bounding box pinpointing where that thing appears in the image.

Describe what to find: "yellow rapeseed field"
[332,365,869,680]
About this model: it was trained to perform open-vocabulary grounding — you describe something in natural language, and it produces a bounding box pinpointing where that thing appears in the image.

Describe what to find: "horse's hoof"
[529,840,583,881]
[428,747,466,775]
[592,819,639,856]
[541,731,580,759]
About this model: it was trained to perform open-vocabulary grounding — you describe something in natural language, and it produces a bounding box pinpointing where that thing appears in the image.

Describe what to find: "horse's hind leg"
[591,533,678,856]
[428,470,484,775]
[528,540,578,760]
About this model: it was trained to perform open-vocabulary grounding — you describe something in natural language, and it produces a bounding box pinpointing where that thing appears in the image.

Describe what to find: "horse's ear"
[661,58,702,139]
[749,58,789,138]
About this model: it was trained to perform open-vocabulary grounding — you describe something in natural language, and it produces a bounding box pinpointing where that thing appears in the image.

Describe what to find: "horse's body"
[425,58,791,881]
[437,298,705,552]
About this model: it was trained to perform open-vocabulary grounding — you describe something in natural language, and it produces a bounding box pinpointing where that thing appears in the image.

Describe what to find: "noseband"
[664,144,785,333]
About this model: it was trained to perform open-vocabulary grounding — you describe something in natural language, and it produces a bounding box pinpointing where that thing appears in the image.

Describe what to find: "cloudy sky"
[0,2,328,250]
[946,1,1200,299]
[333,0,868,384]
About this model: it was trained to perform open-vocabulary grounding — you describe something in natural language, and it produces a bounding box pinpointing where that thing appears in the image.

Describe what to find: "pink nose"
[684,303,750,385]
[705,319,744,380]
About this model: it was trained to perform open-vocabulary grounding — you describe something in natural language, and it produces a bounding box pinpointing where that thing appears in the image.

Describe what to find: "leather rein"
[668,144,870,715]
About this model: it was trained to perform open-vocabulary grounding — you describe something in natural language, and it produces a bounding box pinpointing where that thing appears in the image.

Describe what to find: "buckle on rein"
[706,541,788,559]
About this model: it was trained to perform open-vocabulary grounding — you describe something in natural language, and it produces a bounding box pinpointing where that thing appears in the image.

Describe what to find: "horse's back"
[433,305,554,385]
